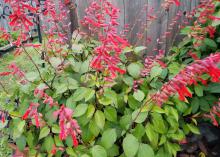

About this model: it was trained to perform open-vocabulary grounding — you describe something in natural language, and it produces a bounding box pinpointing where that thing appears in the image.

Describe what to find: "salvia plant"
[0,0,220,157]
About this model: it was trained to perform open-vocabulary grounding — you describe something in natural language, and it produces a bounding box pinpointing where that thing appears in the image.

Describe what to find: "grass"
[0,47,39,92]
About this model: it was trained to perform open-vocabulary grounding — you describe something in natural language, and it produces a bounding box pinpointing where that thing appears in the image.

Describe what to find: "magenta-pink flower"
[153,53,220,106]
[53,105,81,147]
[82,0,129,81]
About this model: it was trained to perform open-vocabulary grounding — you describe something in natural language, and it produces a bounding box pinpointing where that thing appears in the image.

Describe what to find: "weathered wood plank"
[0,0,201,55]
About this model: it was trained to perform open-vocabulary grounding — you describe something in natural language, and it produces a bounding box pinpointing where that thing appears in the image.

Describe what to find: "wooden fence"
[76,0,200,54]
[0,0,200,54]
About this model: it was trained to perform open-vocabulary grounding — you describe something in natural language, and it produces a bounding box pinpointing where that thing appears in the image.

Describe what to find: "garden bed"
[1,0,220,157]
[0,34,38,56]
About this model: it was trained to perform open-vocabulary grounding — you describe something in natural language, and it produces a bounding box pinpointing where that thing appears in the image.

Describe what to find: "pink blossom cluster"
[141,50,166,77]
[22,102,40,128]
[0,63,27,84]
[153,53,220,106]
[34,87,58,107]
[53,105,81,147]
[204,99,220,127]
[82,0,129,81]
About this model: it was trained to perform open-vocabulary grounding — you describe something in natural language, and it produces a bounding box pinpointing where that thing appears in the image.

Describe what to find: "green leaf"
[95,110,105,130]
[156,148,171,157]
[67,78,79,90]
[150,66,163,78]
[101,129,117,149]
[134,46,146,54]
[81,154,91,157]
[166,141,181,156]
[152,106,166,114]
[55,83,68,95]
[91,145,107,157]
[191,97,200,113]
[151,113,167,134]
[99,96,112,106]
[54,135,64,147]
[120,115,132,130]
[145,123,159,147]
[50,57,62,68]
[89,118,100,137]
[133,124,145,140]
[52,125,60,134]
[123,134,139,157]
[73,103,88,117]
[16,135,26,151]
[205,83,220,93]
[187,124,200,134]
[39,126,50,140]
[25,72,39,81]
[85,89,95,102]
[42,135,54,152]
[80,59,90,74]
[132,110,148,123]
[104,107,117,122]
[66,147,77,156]
[204,38,217,50]
[127,63,141,78]
[17,120,25,133]
[13,120,26,139]
[180,26,192,35]
[159,135,166,146]
[26,131,35,148]
[194,84,203,97]
[128,95,141,110]
[86,104,96,119]
[123,46,133,53]
[165,106,178,122]
[107,145,119,157]
[123,75,134,86]
[104,89,118,106]
[72,44,83,53]
[168,62,181,75]
[133,90,145,102]
[200,98,210,112]
[81,126,94,142]
[72,87,88,102]
[137,144,154,157]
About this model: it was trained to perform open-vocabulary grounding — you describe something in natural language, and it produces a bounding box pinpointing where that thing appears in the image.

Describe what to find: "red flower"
[206,26,216,38]
[188,51,199,60]
[205,99,220,127]
[9,9,33,31]
[177,85,192,101]
[34,87,57,107]
[8,63,25,78]
[207,66,220,82]
[71,132,79,147]
[173,0,180,6]
[22,103,40,128]
[153,53,220,106]
[0,111,6,124]
[142,50,165,77]
[83,1,129,81]
[0,72,11,76]
[53,105,81,147]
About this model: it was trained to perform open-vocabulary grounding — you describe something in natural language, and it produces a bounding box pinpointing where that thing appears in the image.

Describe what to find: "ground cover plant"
[0,0,220,157]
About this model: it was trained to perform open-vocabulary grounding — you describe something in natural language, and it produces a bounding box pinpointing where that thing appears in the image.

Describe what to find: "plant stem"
[126,97,153,133]
[0,81,8,94]
[22,46,53,90]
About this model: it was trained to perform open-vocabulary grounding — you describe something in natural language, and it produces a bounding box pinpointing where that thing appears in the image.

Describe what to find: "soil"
[178,123,220,157]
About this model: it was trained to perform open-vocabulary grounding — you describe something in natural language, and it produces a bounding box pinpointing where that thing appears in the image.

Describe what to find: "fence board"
[0,0,200,54]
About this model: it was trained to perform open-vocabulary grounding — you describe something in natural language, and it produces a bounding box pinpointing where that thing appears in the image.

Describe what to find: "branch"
[0,81,8,94]
[21,46,53,90]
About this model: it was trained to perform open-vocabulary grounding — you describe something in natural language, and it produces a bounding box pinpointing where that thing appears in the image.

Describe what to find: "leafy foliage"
[0,0,220,157]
